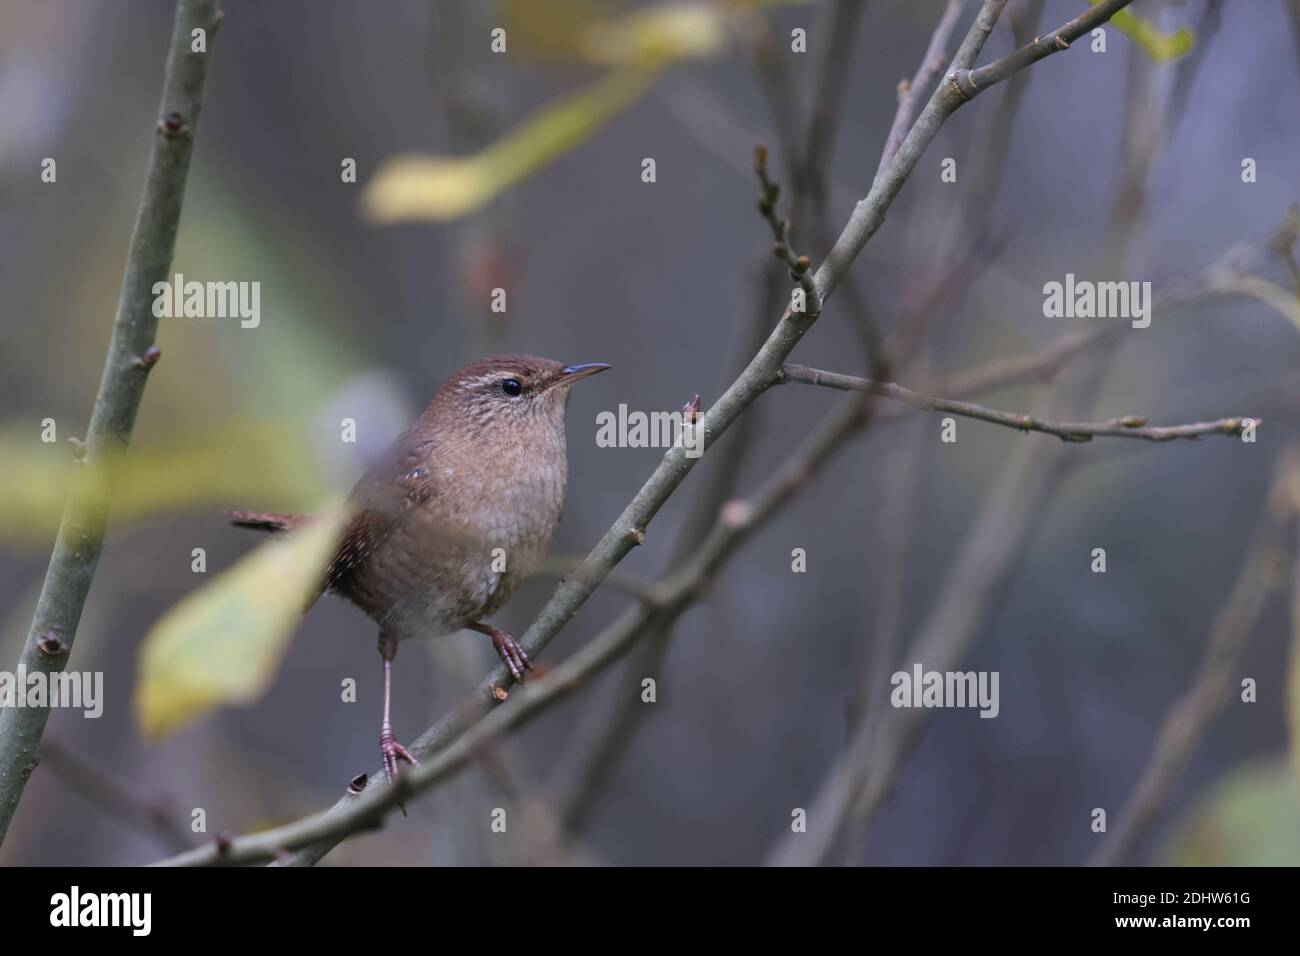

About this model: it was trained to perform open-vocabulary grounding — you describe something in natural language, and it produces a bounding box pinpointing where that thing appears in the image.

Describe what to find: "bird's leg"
[467,621,534,683]
[378,632,418,784]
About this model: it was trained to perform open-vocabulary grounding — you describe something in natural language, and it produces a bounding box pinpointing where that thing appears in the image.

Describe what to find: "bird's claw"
[380,723,418,784]
[491,631,534,683]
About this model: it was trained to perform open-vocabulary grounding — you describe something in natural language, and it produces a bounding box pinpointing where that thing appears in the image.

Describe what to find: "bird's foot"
[380,721,418,784]
[490,629,534,683]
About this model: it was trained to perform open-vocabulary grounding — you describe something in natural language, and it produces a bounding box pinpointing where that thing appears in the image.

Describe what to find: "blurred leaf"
[579,0,729,67]
[363,65,659,223]
[1160,758,1300,865]
[364,0,812,223]
[0,423,330,549]
[501,0,622,62]
[1091,2,1193,62]
[134,507,351,742]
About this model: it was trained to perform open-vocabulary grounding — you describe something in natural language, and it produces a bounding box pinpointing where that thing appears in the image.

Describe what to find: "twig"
[0,0,222,847]
[533,554,662,605]
[555,0,941,831]
[156,396,878,867]
[770,24,1198,865]
[550,269,788,832]
[167,0,1137,868]
[947,0,1129,101]
[873,0,967,184]
[1090,453,1297,866]
[875,204,1300,421]
[802,0,869,209]
[754,146,819,315]
[40,737,192,853]
[819,0,1135,298]
[781,364,1256,443]
[888,0,1043,366]
[767,429,1071,866]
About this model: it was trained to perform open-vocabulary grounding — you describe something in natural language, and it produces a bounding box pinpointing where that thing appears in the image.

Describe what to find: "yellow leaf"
[501,0,620,62]
[0,422,329,549]
[579,1,728,67]
[362,65,658,224]
[134,507,351,742]
[1092,2,1194,62]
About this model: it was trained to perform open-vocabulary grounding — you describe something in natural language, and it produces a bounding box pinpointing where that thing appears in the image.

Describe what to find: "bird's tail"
[226,510,312,533]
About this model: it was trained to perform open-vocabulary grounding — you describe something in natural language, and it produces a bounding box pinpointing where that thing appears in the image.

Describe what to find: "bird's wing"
[307,432,437,612]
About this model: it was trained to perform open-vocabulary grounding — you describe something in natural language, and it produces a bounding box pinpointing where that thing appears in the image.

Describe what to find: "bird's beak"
[557,362,611,385]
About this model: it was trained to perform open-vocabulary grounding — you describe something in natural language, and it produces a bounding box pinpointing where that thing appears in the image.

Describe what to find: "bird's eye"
[500,378,523,397]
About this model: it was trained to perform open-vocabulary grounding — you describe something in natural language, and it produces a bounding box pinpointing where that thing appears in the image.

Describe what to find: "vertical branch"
[1090,458,1297,867]
[0,0,222,846]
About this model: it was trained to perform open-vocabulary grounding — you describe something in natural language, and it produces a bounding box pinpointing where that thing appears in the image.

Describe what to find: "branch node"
[135,346,162,371]
[681,394,701,423]
[159,112,189,138]
[36,631,66,659]
[946,71,977,102]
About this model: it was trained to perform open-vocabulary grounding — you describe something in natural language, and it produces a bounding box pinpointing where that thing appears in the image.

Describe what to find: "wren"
[230,354,610,781]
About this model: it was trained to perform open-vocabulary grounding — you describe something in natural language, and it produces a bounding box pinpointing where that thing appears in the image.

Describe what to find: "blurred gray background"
[1,0,1298,865]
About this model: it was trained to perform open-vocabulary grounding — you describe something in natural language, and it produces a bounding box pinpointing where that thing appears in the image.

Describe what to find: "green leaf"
[1092,2,1194,62]
[134,507,351,742]
[1160,758,1300,865]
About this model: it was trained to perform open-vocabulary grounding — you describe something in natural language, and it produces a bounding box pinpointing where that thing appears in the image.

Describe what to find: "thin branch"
[754,146,819,314]
[781,363,1256,443]
[802,0,869,209]
[948,0,1132,101]
[552,13,876,825]
[819,0,1135,299]
[156,397,878,867]
[0,0,222,847]
[876,204,1300,421]
[532,554,662,605]
[1090,453,1298,866]
[873,0,967,184]
[164,0,1137,868]
[767,429,1071,866]
[770,19,1198,865]
[40,737,192,853]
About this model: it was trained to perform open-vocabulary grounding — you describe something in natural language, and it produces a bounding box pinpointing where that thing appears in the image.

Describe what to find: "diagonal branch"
[159,0,1140,868]
[0,0,223,847]
[874,0,967,184]
[155,397,877,867]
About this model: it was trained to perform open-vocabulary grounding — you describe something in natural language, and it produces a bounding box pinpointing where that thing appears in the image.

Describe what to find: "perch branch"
[155,396,877,867]
[163,0,1139,867]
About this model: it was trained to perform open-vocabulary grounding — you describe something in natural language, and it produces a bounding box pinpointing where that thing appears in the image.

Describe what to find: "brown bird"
[230,354,610,781]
